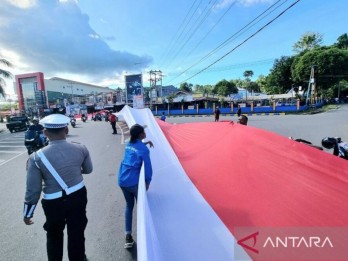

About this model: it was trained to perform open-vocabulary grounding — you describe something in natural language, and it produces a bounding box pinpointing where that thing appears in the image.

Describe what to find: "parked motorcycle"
[24,130,48,155]
[289,137,323,150]
[322,137,348,160]
[81,115,87,122]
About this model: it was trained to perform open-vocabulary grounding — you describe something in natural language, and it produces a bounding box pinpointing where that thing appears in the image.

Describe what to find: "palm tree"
[0,58,13,98]
[243,70,254,101]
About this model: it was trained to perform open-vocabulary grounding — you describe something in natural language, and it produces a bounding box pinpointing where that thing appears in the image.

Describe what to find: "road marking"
[0,145,25,147]
[0,141,24,144]
[0,151,28,167]
[117,122,125,144]
[0,150,26,153]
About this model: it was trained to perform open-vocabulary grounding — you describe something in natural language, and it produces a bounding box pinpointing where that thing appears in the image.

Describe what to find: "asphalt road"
[0,119,137,261]
[0,104,347,260]
[166,104,348,150]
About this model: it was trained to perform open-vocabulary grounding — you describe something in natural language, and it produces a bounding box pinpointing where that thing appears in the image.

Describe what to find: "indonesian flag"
[118,106,348,261]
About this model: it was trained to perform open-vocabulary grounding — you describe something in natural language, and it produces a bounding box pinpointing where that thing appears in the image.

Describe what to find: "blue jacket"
[118,140,152,187]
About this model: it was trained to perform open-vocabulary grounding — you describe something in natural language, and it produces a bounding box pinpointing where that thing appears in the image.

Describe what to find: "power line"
[179,0,238,66]
[164,58,274,85]
[158,0,202,67]
[174,0,301,85]
[166,0,287,84]
[164,0,219,69]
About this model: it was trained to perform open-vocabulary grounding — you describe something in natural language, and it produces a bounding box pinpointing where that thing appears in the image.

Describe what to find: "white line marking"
[116,122,125,144]
[0,150,26,153]
[0,145,25,148]
[0,151,27,167]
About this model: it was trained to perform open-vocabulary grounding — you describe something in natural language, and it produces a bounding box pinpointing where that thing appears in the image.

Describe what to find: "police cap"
[39,114,71,129]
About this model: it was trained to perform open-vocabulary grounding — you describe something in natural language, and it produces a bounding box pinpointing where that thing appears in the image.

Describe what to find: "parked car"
[6,116,29,133]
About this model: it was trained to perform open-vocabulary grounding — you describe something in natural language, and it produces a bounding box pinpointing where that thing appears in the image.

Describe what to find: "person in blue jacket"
[118,124,154,249]
[160,112,166,122]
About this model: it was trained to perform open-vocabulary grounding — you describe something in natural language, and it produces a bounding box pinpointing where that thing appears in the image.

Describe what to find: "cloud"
[0,0,153,85]
[5,0,37,9]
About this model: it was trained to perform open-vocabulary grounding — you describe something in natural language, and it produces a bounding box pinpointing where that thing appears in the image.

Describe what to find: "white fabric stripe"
[36,150,70,194]
[43,181,84,200]
[119,106,250,261]
[23,204,28,217]
[28,205,36,217]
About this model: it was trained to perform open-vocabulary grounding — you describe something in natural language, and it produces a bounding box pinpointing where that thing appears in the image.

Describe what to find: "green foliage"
[256,75,267,93]
[214,79,238,97]
[179,82,192,93]
[293,32,323,53]
[243,70,254,81]
[0,57,13,98]
[230,79,244,87]
[292,47,348,90]
[265,56,294,94]
[167,93,176,103]
[203,85,213,96]
[335,33,348,49]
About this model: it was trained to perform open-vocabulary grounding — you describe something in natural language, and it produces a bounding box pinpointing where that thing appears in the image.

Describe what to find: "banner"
[106,92,113,105]
[133,95,144,109]
[125,74,143,104]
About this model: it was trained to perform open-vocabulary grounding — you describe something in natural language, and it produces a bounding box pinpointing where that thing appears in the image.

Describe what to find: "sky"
[1,0,347,95]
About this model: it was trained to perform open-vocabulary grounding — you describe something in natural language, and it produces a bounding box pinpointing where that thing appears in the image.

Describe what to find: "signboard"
[133,95,144,109]
[125,74,143,104]
[106,92,113,105]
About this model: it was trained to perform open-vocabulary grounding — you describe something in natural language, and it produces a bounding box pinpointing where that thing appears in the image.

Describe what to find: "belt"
[43,181,85,200]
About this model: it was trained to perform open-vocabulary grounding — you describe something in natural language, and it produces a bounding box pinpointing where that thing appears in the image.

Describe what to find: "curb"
[161,113,286,118]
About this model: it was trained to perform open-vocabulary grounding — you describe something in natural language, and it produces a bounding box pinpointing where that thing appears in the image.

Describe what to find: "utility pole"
[305,66,316,106]
[149,70,163,109]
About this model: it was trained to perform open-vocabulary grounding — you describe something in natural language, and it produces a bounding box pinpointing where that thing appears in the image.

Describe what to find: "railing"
[152,103,320,116]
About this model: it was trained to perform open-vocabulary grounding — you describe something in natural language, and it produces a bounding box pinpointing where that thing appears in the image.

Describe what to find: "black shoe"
[124,234,135,249]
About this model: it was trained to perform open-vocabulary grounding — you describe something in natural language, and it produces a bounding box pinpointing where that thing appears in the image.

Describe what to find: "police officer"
[29,117,45,146]
[23,114,93,261]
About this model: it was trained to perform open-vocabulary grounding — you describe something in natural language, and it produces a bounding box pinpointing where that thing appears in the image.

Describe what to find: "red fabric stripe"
[158,120,348,230]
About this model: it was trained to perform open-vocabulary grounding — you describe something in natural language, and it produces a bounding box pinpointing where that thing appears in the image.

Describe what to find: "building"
[15,72,119,115]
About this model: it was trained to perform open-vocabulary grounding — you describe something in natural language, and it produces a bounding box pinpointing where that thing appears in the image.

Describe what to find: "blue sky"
[1,0,347,94]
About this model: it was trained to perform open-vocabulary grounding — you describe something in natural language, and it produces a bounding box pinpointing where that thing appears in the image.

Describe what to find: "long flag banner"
[118,106,348,261]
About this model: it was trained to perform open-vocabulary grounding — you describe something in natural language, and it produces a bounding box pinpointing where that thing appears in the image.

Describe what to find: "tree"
[265,56,294,94]
[335,33,348,49]
[0,58,13,98]
[292,47,348,91]
[203,85,213,96]
[214,79,238,97]
[256,75,267,93]
[179,82,192,93]
[193,84,204,92]
[293,32,323,53]
[243,70,254,80]
[167,93,175,103]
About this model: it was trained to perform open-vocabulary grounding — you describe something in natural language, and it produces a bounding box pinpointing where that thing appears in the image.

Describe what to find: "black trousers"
[111,122,117,133]
[41,187,88,261]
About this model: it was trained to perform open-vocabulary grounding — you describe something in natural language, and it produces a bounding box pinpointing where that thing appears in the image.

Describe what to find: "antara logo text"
[263,236,333,248]
[237,232,333,254]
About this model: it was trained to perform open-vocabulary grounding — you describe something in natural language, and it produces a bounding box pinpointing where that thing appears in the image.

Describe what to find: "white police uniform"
[23,114,93,261]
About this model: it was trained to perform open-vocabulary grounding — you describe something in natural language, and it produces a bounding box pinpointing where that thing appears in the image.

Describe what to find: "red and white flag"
[119,106,348,261]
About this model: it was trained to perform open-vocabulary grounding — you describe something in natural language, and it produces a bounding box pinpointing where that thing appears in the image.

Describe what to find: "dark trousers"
[111,122,117,133]
[41,187,88,261]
